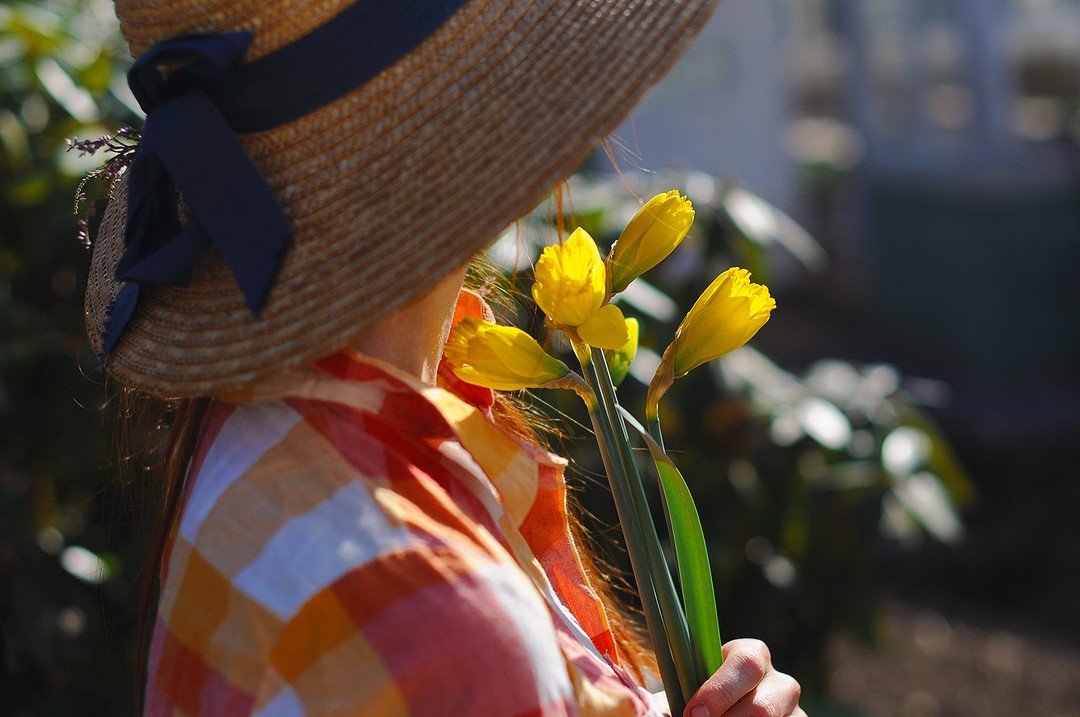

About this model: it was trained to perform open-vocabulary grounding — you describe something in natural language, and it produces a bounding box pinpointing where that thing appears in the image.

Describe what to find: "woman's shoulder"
[148,396,581,715]
[172,394,478,590]
[161,386,546,623]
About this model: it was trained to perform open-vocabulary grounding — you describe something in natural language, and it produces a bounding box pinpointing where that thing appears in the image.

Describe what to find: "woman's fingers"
[682,639,803,717]
[721,670,802,717]
[684,639,771,716]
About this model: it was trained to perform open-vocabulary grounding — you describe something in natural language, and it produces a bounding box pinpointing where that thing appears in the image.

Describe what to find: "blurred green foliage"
[0,1,137,714]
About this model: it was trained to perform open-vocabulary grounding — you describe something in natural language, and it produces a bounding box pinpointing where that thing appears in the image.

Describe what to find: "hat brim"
[86,0,719,397]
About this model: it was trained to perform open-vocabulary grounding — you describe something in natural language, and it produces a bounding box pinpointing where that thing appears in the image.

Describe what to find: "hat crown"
[115,0,355,60]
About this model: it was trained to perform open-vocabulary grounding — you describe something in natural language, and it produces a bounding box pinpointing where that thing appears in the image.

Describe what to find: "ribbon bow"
[101,32,292,358]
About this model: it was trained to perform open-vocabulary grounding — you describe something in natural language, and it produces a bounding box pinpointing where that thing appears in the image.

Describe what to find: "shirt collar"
[217,287,496,412]
[217,288,567,517]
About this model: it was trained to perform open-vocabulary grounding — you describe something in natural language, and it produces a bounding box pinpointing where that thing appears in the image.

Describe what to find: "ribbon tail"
[145,90,291,316]
[119,222,212,286]
[99,282,140,362]
[118,149,183,279]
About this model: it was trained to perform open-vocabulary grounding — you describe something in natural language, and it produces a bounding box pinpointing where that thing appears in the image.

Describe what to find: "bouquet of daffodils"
[445,190,775,715]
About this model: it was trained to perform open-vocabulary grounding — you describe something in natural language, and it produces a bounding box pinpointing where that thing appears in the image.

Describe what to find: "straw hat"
[85,0,719,397]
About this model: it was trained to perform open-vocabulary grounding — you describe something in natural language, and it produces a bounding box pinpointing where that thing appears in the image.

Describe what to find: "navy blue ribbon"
[101,0,468,359]
[101,32,289,357]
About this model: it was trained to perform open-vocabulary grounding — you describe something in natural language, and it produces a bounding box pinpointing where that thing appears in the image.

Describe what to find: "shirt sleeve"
[649,690,671,716]
[255,542,578,716]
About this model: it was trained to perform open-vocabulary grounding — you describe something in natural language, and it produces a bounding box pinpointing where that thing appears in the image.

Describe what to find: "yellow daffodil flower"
[445,318,572,391]
[607,317,639,388]
[649,268,775,413]
[607,190,694,295]
[532,227,628,350]
[670,268,775,375]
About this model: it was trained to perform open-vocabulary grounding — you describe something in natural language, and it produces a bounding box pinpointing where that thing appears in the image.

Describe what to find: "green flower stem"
[582,346,696,711]
[580,390,682,711]
[646,408,664,450]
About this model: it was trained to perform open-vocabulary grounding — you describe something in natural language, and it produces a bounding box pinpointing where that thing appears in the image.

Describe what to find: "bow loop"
[129,32,253,112]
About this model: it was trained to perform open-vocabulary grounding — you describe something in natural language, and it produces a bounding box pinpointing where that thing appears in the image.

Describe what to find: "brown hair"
[124,394,210,712]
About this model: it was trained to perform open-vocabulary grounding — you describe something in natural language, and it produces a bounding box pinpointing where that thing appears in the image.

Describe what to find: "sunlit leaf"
[619,406,724,677]
[60,545,109,584]
[881,426,931,477]
[795,397,851,451]
[35,57,98,123]
[718,184,827,274]
[617,276,678,323]
[0,108,32,170]
[77,48,114,93]
[890,472,964,544]
[894,403,976,505]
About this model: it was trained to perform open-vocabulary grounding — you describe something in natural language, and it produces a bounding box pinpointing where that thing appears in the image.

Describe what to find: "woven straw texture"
[87,0,719,397]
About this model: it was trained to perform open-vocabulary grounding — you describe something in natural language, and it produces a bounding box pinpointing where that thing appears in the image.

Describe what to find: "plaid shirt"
[145,295,662,716]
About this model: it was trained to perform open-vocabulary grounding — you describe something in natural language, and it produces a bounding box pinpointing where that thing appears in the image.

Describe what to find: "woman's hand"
[682,640,805,717]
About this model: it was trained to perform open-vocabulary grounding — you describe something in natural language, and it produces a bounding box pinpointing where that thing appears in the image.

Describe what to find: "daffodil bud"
[648,268,775,413]
[607,317,639,388]
[669,268,775,376]
[607,190,694,295]
[532,228,629,350]
[445,318,572,391]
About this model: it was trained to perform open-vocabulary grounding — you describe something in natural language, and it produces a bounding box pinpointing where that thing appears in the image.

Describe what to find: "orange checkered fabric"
[144,295,662,715]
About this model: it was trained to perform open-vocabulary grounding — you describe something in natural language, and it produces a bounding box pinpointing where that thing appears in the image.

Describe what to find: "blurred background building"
[1,0,1078,715]
[594,1,1080,714]
[617,0,1079,383]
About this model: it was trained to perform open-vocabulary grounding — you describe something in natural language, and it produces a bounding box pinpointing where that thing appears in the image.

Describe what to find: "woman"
[85,0,805,714]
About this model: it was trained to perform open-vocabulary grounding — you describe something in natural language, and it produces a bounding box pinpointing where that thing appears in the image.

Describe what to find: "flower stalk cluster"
[67,127,141,249]
[445,190,775,713]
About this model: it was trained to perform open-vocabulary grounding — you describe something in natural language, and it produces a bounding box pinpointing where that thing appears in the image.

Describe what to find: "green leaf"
[618,406,724,677]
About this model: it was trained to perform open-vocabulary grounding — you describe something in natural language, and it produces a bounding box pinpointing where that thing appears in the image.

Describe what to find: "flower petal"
[532,228,606,327]
[578,303,629,349]
[608,190,694,294]
[446,318,570,390]
[674,295,751,376]
[669,267,775,376]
